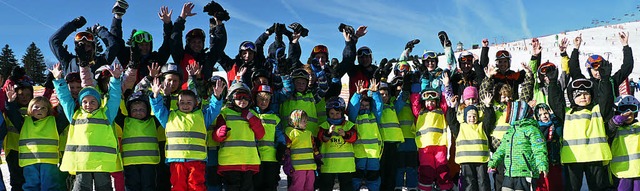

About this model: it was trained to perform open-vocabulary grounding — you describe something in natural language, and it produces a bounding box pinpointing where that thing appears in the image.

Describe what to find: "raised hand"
[236,67,247,81]
[558,37,568,53]
[109,62,124,79]
[442,71,450,87]
[482,38,489,47]
[521,62,533,77]
[355,26,368,38]
[531,38,541,56]
[180,2,196,19]
[213,78,224,98]
[356,80,368,94]
[369,78,379,92]
[449,95,459,106]
[574,34,582,50]
[619,31,629,46]
[158,6,173,24]
[481,92,492,107]
[48,63,63,80]
[151,77,163,98]
[147,62,161,78]
[6,84,16,102]
[485,64,497,78]
[186,62,202,77]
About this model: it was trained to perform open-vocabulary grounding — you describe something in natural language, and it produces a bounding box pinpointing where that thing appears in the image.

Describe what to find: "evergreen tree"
[22,42,47,85]
[0,44,18,78]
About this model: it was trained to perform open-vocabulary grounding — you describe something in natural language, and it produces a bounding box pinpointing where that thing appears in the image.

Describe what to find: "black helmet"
[126,91,151,117]
[290,68,310,81]
[251,69,271,83]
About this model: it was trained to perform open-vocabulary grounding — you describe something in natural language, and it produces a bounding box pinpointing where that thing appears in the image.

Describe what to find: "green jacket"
[488,118,549,178]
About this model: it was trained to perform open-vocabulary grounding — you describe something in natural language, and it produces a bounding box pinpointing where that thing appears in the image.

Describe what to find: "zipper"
[508,125,517,177]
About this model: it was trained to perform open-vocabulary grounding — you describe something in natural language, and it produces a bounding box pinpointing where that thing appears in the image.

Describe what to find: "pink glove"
[216,125,229,137]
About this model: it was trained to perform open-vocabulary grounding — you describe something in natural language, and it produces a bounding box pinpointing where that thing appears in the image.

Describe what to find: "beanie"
[463,105,478,123]
[463,86,478,100]
[78,87,102,105]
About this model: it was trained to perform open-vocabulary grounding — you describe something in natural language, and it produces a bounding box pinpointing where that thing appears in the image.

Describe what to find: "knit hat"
[289,109,308,128]
[463,105,478,123]
[462,86,478,100]
[78,87,101,105]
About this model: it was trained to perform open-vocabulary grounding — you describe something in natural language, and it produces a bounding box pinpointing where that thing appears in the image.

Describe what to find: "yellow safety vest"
[354,114,382,159]
[285,126,316,170]
[122,117,160,166]
[561,105,612,163]
[60,108,121,172]
[165,109,208,160]
[319,121,356,173]
[611,122,640,178]
[394,98,416,139]
[158,94,179,143]
[257,113,281,162]
[19,116,59,167]
[415,109,448,148]
[280,92,318,136]
[492,110,511,140]
[59,126,69,152]
[455,123,490,164]
[4,107,27,152]
[379,105,404,143]
[218,108,261,166]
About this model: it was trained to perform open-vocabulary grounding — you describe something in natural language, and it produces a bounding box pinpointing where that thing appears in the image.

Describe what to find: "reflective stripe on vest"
[354,114,382,158]
[611,123,640,178]
[286,127,317,170]
[455,123,490,164]
[492,110,510,140]
[5,109,25,152]
[218,108,261,165]
[415,110,447,148]
[122,118,160,166]
[165,110,208,160]
[395,99,417,138]
[379,106,404,142]
[60,108,121,172]
[257,113,280,162]
[561,105,611,163]
[319,121,355,173]
[18,116,60,167]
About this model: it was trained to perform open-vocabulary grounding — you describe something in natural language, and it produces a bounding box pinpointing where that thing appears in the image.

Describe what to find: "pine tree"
[0,44,18,78]
[22,42,47,85]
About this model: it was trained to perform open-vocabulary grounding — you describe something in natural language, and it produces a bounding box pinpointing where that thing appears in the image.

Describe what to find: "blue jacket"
[348,92,383,123]
[54,78,121,124]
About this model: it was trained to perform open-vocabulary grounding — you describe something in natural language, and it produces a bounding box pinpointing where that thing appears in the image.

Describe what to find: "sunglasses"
[618,105,639,113]
[357,48,372,57]
[422,51,437,59]
[571,79,593,89]
[240,42,256,52]
[75,32,95,42]
[133,33,153,43]
[233,93,251,101]
[495,50,511,60]
[421,91,438,100]
[312,45,328,54]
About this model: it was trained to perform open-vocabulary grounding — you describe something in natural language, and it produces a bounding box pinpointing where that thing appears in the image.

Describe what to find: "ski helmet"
[126,91,151,116]
[290,68,310,81]
[227,82,251,101]
[160,63,181,77]
[239,41,257,53]
[614,95,640,114]
[326,96,346,111]
[186,28,205,42]
[422,50,439,63]
[310,45,329,59]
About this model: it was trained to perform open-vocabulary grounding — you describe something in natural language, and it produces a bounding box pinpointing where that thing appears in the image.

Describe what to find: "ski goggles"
[495,50,511,60]
[240,41,256,52]
[421,90,439,100]
[326,98,345,109]
[422,51,437,60]
[312,45,328,55]
[397,62,410,72]
[74,32,95,42]
[132,32,153,43]
[537,62,556,75]
[617,104,639,113]
[460,56,474,63]
[570,79,593,89]
[357,47,372,57]
[233,92,251,101]
[585,55,603,69]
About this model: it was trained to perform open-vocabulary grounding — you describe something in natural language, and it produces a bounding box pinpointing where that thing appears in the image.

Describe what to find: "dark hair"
[178,90,197,101]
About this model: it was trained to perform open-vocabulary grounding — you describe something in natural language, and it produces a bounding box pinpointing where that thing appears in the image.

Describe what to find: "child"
[150,72,225,191]
[376,81,405,191]
[212,82,265,190]
[280,67,327,137]
[488,100,549,191]
[5,86,66,190]
[348,80,383,191]
[253,84,285,191]
[318,96,357,191]
[52,62,123,190]
[284,110,319,191]
[394,77,419,191]
[413,89,453,191]
[447,93,495,191]
[533,103,563,191]
[113,91,161,191]
[608,95,640,191]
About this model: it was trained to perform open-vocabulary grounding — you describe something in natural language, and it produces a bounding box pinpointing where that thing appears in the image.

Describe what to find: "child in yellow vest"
[284,110,320,191]
[5,87,66,190]
[608,95,640,191]
[252,84,285,191]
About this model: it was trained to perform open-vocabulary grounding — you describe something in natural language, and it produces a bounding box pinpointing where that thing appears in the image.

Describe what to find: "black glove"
[72,16,87,29]
[44,73,54,89]
[338,23,355,37]
[203,1,230,21]
[405,39,420,50]
[90,24,105,36]
[112,0,128,16]
[547,66,559,82]
[215,10,230,22]
[288,22,309,37]
[598,60,612,78]
[75,45,92,66]
[9,66,25,82]
[266,23,276,34]
[381,58,392,77]
[412,57,426,74]
[402,73,412,92]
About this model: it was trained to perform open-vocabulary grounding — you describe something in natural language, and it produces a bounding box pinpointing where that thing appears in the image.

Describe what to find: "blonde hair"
[256,92,272,100]
[27,96,53,116]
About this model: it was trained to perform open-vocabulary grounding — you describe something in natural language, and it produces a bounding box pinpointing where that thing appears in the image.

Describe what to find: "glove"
[44,73,54,89]
[412,57,426,73]
[381,58,392,77]
[9,66,25,82]
[90,24,105,36]
[214,10,230,21]
[546,66,558,82]
[203,1,230,21]
[112,0,128,16]
[241,109,255,121]
[216,125,229,137]
[329,58,340,81]
[598,60,612,78]
[405,39,420,50]
[71,16,87,29]
[338,23,355,37]
[75,45,92,66]
[282,150,294,176]
[288,22,309,37]
[314,153,324,166]
[266,23,276,34]
[402,73,413,92]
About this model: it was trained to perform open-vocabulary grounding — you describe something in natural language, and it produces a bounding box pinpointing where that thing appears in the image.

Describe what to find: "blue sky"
[0,0,638,66]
